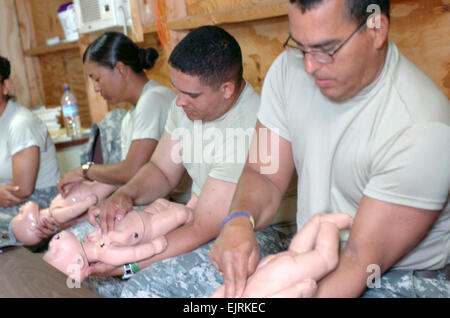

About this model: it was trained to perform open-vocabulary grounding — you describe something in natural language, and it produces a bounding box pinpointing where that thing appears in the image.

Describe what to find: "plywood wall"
[18,0,92,127]
[389,0,450,98]
[0,0,32,107]
[26,0,68,46]
[185,0,270,15]
[224,16,288,93]
[39,49,91,126]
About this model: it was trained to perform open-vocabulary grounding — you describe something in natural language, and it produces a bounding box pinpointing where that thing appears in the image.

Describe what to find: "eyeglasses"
[283,22,366,64]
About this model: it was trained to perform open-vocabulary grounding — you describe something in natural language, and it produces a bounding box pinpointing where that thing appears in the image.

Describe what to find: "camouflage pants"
[66,221,290,298]
[361,265,450,298]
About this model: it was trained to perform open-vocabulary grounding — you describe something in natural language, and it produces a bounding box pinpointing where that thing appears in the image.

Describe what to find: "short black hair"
[169,25,243,89]
[0,56,11,82]
[83,32,159,74]
[0,56,14,101]
[289,0,390,25]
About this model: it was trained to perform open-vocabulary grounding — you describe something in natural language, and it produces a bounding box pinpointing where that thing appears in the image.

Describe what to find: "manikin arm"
[50,182,117,224]
[50,194,98,224]
[94,236,168,266]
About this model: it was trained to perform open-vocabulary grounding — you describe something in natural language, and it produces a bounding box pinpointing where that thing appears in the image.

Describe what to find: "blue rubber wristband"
[220,212,255,231]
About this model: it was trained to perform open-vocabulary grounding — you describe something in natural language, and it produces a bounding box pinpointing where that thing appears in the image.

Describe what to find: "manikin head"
[11,201,43,246]
[43,230,89,282]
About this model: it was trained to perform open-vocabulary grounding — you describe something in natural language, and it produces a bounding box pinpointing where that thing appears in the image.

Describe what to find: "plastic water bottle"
[60,84,82,139]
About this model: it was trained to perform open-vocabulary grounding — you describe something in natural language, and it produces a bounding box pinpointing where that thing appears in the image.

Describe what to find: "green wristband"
[132,262,140,273]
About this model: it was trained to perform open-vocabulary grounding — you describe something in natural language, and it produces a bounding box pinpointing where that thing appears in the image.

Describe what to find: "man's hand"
[209,218,259,298]
[56,167,85,198]
[89,191,133,235]
[0,185,24,208]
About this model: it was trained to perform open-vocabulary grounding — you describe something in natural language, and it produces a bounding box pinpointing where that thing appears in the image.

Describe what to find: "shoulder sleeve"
[364,122,450,210]
[131,88,173,141]
[209,163,244,184]
[8,113,48,156]
[257,52,291,141]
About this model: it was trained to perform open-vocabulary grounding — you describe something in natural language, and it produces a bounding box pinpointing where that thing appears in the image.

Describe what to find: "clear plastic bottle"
[60,83,82,139]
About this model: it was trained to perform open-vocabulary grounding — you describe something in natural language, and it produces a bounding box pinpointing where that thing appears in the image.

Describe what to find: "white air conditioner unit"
[73,0,132,34]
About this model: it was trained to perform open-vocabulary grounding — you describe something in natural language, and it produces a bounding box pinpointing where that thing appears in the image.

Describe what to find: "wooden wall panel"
[185,0,269,16]
[139,0,156,26]
[224,16,289,93]
[39,49,91,127]
[390,0,450,98]
[27,0,68,46]
[0,0,32,107]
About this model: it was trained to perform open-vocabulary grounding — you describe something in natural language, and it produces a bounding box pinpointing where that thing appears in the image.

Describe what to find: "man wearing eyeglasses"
[210,0,450,298]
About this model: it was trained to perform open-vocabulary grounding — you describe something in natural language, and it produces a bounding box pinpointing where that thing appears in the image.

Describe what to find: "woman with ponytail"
[57,32,175,197]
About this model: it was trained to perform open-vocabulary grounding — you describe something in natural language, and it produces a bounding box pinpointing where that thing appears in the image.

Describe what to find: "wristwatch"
[81,161,94,181]
[122,263,134,280]
[122,263,139,280]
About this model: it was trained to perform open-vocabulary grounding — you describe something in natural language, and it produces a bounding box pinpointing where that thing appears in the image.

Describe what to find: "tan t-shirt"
[165,82,260,196]
[0,100,60,189]
[258,42,450,270]
[121,80,175,160]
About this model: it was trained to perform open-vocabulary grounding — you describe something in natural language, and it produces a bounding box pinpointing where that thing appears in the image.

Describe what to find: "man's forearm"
[86,162,136,186]
[117,161,174,206]
[230,167,283,230]
[314,251,371,298]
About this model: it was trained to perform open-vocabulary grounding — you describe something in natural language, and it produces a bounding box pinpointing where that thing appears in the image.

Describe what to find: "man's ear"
[367,13,389,50]
[220,81,236,100]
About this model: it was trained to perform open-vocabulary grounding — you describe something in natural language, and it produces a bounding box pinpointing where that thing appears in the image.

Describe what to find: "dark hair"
[289,0,390,25]
[83,32,159,74]
[169,25,243,89]
[0,56,13,101]
[0,56,11,82]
